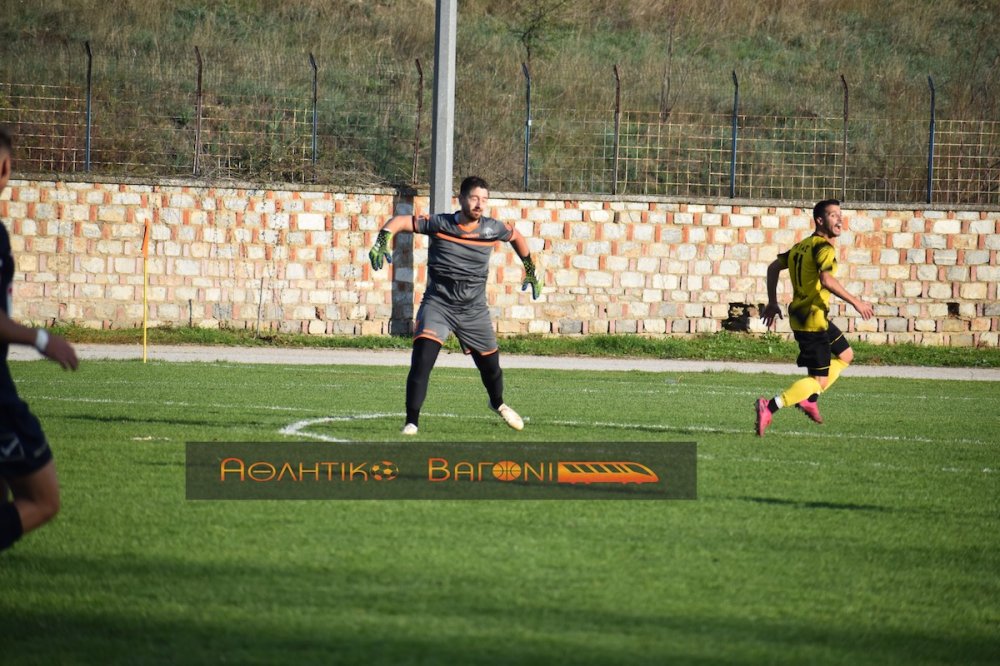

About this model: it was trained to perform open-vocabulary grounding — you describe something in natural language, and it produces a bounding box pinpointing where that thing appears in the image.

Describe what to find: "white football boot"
[493,403,524,431]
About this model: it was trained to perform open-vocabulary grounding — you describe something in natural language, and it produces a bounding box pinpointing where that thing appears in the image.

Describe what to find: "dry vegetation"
[1,0,997,195]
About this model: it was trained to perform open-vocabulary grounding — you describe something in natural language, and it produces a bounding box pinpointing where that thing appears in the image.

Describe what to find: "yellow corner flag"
[142,220,150,363]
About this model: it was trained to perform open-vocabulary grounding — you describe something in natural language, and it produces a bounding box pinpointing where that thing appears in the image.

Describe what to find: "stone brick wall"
[1,176,997,346]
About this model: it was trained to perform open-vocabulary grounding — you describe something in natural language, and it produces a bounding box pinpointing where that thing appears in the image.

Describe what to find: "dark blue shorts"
[0,401,52,479]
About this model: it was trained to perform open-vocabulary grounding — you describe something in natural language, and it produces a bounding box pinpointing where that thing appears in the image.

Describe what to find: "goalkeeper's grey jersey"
[415,212,515,284]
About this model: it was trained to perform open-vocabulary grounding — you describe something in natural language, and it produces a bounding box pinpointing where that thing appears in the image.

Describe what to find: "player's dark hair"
[813,199,840,222]
[459,176,489,197]
[0,126,12,156]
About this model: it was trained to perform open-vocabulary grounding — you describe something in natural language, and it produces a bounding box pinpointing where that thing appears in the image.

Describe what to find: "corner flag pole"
[142,219,150,363]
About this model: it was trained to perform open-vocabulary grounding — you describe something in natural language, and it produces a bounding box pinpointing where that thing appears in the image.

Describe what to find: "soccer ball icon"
[370,461,399,481]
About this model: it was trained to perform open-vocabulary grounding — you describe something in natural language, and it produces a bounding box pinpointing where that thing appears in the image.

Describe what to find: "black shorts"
[0,401,52,479]
[793,323,850,377]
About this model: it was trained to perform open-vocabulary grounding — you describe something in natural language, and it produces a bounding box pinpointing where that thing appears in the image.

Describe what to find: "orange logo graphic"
[427,458,658,485]
[370,461,399,481]
[557,462,659,485]
[492,460,522,481]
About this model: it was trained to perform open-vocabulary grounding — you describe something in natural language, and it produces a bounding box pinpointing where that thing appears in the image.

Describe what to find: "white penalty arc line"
[280,413,402,443]
[279,411,497,443]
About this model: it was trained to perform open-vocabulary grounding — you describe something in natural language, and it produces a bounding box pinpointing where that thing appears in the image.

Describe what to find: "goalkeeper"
[368,176,541,436]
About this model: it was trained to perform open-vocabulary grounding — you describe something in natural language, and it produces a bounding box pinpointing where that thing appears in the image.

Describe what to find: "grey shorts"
[414,295,498,355]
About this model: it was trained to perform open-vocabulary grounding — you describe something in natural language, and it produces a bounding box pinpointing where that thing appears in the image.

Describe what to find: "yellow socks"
[825,358,849,391]
[779,376,824,408]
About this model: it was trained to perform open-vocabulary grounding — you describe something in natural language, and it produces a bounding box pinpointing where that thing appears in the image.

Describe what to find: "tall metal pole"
[841,74,849,201]
[193,47,203,176]
[729,70,739,198]
[522,62,532,192]
[430,0,457,214]
[412,59,424,185]
[84,41,92,172]
[612,64,621,195]
[309,53,318,183]
[926,75,936,204]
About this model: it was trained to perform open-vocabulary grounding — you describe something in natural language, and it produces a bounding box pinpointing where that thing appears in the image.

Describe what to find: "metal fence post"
[412,59,424,185]
[927,75,936,204]
[522,62,532,192]
[84,41,92,172]
[612,64,621,195]
[193,47,203,176]
[729,70,739,198]
[841,74,849,201]
[309,53,318,183]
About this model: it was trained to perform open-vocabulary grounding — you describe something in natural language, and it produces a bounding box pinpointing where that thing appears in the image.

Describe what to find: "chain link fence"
[1,57,998,204]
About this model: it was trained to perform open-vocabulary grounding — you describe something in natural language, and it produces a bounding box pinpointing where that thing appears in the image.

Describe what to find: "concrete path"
[9,343,1000,382]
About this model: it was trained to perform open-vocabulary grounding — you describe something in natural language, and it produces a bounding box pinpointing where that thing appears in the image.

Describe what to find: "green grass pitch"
[2,359,998,665]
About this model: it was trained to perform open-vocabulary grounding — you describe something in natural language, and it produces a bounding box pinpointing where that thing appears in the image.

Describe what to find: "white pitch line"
[280,413,404,442]
[697,453,994,475]
[547,418,994,446]
[656,382,985,403]
[26,391,994,446]
[20,375,991,405]
[28,394,319,413]
[279,410,515,442]
[280,414,996,476]
[22,391,996,452]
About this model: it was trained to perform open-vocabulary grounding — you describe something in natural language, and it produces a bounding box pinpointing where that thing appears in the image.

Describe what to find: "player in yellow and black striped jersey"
[756,199,874,436]
[780,235,838,333]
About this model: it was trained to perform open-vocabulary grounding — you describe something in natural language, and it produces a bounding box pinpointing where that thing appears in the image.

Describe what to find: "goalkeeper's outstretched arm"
[368,215,419,271]
[379,214,418,236]
[509,233,542,300]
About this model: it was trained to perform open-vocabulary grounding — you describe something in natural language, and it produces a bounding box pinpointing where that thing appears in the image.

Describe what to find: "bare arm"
[0,312,78,370]
[819,271,874,319]
[761,259,785,327]
[510,232,530,260]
